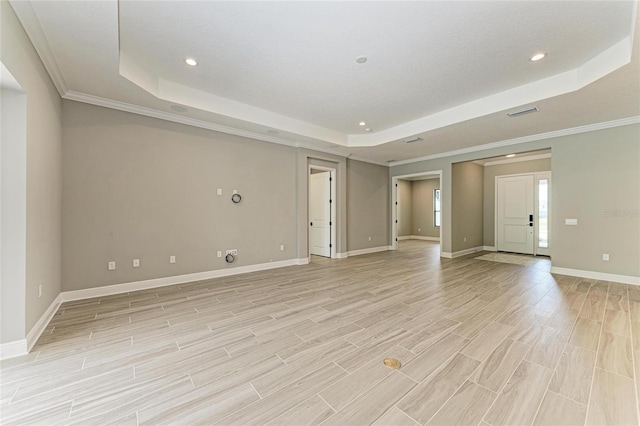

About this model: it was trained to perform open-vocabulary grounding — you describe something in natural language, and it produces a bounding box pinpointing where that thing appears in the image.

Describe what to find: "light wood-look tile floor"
[2,241,639,425]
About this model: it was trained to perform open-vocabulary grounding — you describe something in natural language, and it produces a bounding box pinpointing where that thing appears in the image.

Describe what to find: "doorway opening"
[391,171,443,255]
[308,165,337,259]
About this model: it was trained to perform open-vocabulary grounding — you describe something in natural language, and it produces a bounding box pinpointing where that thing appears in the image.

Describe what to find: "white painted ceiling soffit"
[8,0,640,163]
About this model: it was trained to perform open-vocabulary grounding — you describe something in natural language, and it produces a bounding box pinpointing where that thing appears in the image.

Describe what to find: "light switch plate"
[565,218,578,225]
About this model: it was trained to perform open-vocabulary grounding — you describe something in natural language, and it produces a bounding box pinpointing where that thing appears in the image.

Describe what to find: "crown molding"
[346,156,389,167]
[9,0,69,96]
[388,116,640,167]
[63,91,392,168]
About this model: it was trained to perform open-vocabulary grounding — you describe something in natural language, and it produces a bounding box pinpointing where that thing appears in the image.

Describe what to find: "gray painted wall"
[1,2,63,343]
[412,179,440,239]
[62,101,299,291]
[483,158,551,247]
[397,180,413,237]
[551,127,639,277]
[451,162,483,252]
[1,88,27,343]
[347,159,389,251]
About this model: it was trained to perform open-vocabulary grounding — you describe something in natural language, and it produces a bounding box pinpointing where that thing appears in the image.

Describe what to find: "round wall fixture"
[225,253,236,263]
[231,193,242,203]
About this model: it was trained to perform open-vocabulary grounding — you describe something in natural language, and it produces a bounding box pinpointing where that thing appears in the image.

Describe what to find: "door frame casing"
[308,165,337,259]
[494,171,552,256]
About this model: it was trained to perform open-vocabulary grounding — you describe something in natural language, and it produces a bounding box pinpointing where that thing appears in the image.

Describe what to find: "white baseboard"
[550,266,640,285]
[398,235,440,242]
[1,257,310,360]
[1,294,62,360]
[61,258,308,302]
[335,252,348,259]
[0,339,28,360]
[410,235,440,241]
[347,246,391,257]
[26,294,62,352]
[441,246,484,259]
[483,246,497,252]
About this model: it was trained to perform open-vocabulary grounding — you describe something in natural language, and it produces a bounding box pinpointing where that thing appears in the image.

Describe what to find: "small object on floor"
[383,358,402,369]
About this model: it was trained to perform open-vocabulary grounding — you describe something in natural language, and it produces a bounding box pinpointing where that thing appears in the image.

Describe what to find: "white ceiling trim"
[350,37,633,147]
[118,34,632,149]
[9,0,69,96]
[119,54,347,146]
[389,116,640,167]
[62,90,387,167]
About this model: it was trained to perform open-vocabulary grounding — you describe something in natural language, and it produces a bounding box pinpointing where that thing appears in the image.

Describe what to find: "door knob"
[310,222,313,226]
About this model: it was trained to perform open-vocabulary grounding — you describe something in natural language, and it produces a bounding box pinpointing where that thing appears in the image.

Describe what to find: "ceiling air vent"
[507,106,539,118]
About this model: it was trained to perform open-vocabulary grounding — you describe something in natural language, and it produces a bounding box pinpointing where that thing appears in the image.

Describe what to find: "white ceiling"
[9,1,640,165]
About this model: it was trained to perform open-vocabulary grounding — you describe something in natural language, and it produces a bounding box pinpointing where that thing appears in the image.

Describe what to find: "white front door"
[497,174,534,254]
[309,171,331,257]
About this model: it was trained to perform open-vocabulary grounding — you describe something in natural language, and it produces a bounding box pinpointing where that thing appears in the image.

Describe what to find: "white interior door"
[497,175,534,254]
[309,171,331,257]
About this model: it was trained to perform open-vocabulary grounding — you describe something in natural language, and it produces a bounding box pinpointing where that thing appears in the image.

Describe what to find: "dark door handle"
[529,214,534,222]
[310,222,313,226]
[529,222,534,227]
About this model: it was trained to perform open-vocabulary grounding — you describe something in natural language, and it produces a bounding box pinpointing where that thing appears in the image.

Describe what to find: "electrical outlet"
[38,285,42,298]
[108,261,116,270]
[217,188,222,196]
[226,249,238,256]
[464,237,467,242]
[280,244,285,251]
[133,259,140,268]
[418,228,421,232]
[368,236,371,241]
[602,253,610,261]
[217,251,222,258]
[565,218,578,226]
[169,255,176,264]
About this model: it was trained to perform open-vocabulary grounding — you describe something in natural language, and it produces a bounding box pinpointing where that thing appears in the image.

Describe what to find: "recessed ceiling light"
[530,52,546,62]
[365,128,372,132]
[359,121,366,126]
[506,154,516,158]
[356,56,368,64]
[185,58,198,66]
